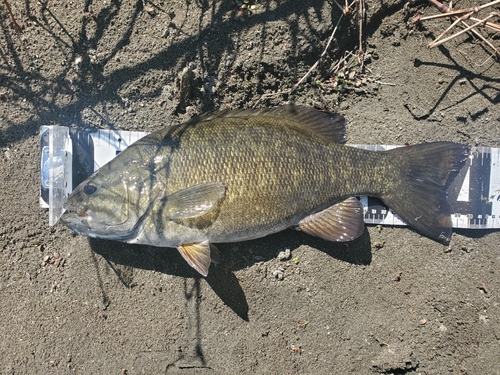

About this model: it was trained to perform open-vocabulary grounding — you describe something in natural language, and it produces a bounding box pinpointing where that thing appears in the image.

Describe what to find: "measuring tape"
[40,126,500,229]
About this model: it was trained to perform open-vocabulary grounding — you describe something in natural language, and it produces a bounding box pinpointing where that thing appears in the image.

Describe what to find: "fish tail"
[381,142,469,243]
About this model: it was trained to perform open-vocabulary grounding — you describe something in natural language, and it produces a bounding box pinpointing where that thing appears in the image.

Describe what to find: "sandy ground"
[1,0,500,374]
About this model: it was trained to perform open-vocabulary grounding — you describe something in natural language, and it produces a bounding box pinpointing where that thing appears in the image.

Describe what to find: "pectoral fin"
[296,197,364,242]
[177,240,219,276]
[165,183,226,220]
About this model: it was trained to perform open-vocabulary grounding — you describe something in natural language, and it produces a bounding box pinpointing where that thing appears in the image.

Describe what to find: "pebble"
[272,269,284,281]
[74,56,82,68]
[277,248,291,261]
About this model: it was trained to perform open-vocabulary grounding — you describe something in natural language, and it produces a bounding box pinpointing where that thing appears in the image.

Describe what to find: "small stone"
[277,249,291,261]
[74,56,82,68]
[272,269,284,281]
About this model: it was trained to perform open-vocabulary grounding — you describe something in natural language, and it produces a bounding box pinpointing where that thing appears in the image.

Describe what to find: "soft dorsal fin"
[296,197,364,242]
[192,105,346,144]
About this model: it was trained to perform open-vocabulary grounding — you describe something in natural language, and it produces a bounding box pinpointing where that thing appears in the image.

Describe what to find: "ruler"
[40,126,500,229]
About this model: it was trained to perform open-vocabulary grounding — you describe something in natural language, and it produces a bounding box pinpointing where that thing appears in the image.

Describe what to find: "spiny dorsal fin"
[296,197,364,242]
[192,105,346,144]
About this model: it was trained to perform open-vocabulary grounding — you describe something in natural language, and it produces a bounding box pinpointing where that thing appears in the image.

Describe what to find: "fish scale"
[162,119,364,241]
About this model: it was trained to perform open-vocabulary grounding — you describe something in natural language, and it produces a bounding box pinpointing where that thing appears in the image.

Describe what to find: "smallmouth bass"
[61,106,469,276]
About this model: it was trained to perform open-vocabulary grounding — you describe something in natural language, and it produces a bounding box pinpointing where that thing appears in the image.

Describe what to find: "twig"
[419,0,500,19]
[332,0,345,13]
[416,13,500,33]
[470,17,500,31]
[3,0,22,33]
[330,51,356,74]
[430,13,497,48]
[290,13,344,93]
[415,0,500,58]
[427,0,451,13]
[429,11,472,47]
[357,0,366,65]
[374,80,396,86]
[252,91,288,108]
[417,8,479,21]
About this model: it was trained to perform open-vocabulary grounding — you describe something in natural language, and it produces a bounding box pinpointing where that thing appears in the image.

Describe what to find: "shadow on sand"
[88,228,372,321]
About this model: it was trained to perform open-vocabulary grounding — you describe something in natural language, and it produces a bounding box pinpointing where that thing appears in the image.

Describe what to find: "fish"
[60,105,470,276]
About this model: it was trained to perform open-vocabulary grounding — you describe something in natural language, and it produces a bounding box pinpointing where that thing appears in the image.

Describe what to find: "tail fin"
[382,142,469,243]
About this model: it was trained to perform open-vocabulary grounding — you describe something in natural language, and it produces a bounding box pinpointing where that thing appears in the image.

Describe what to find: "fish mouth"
[63,203,90,218]
[60,204,92,233]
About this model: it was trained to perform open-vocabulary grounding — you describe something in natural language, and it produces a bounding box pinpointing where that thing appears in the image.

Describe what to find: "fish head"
[60,164,146,240]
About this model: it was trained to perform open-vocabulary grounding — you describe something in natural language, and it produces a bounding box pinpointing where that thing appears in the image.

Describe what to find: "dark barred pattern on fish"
[61,106,470,276]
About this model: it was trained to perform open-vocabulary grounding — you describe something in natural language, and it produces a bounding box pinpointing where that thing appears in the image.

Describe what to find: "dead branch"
[290,13,344,93]
[413,0,500,58]
[429,13,497,48]
[357,0,366,65]
[3,0,22,33]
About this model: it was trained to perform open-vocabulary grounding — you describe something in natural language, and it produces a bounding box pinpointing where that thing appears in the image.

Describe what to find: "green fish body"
[61,106,469,275]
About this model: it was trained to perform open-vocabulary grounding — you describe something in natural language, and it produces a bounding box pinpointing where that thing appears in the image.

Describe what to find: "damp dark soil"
[1,0,499,373]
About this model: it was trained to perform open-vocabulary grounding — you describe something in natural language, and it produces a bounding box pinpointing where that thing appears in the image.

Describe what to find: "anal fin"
[296,197,364,242]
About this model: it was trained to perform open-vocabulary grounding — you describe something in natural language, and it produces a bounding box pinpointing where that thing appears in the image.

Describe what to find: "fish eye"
[83,183,97,195]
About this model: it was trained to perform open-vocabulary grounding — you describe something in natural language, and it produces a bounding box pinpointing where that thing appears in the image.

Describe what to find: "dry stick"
[429,11,472,46]
[332,0,345,12]
[476,0,500,10]
[251,91,289,108]
[3,0,22,32]
[466,24,500,56]
[457,14,500,56]
[440,14,500,56]
[419,12,500,32]
[469,16,500,31]
[430,13,497,48]
[330,51,355,74]
[418,8,478,20]
[427,0,451,13]
[418,0,500,22]
[290,13,344,93]
[432,0,500,13]
[358,0,365,65]
[424,0,500,56]
[374,80,396,86]
[447,22,498,56]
